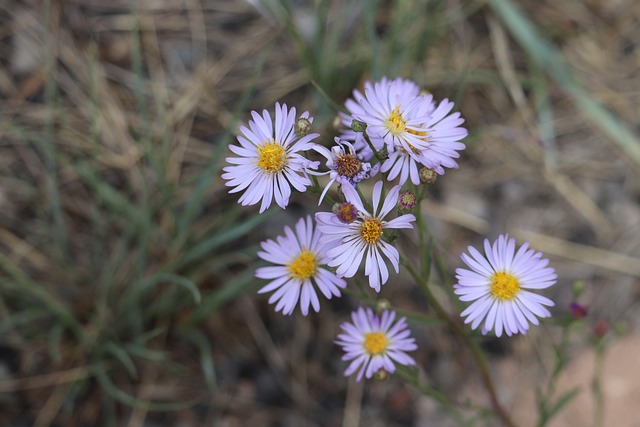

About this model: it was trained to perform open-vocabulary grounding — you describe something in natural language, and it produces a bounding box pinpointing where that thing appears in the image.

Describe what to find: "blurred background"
[0,0,639,425]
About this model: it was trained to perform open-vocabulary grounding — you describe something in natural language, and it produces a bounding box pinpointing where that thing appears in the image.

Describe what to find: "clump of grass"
[0,1,275,423]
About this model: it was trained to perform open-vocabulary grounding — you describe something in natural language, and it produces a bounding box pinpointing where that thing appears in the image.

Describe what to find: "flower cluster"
[223,76,557,382]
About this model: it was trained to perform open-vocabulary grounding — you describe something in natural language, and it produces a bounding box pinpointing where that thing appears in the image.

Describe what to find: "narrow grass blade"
[105,341,138,379]
[179,329,216,392]
[127,272,202,307]
[177,209,273,269]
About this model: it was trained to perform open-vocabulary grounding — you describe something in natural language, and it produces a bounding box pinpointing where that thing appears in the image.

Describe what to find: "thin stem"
[357,128,387,163]
[403,261,516,427]
[592,339,605,427]
[406,200,517,427]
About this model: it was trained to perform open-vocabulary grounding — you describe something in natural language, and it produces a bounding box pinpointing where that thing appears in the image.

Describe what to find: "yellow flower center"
[364,332,389,355]
[408,128,427,138]
[335,154,362,178]
[256,140,287,173]
[490,271,520,301]
[287,250,317,280]
[359,218,383,245]
[385,105,406,135]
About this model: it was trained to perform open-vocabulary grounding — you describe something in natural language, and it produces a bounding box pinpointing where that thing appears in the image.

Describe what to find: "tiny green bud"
[571,281,586,298]
[373,368,389,382]
[351,119,367,133]
[377,145,388,160]
[294,117,312,137]
[613,321,627,337]
[332,115,342,131]
[375,299,392,314]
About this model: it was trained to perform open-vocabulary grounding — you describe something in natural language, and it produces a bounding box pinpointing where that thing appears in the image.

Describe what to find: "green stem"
[354,126,387,163]
[404,200,517,427]
[592,339,605,427]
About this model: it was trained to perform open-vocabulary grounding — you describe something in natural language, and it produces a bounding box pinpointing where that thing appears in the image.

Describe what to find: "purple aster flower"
[311,138,379,204]
[339,77,422,161]
[336,307,417,382]
[344,77,467,183]
[222,102,320,213]
[256,215,346,315]
[315,181,415,292]
[351,78,430,159]
[454,234,557,337]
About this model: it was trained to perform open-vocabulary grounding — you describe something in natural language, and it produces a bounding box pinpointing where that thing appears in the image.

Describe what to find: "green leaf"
[177,209,274,269]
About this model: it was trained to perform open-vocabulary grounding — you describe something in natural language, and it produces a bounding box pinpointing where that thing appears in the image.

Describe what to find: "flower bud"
[332,115,342,131]
[377,145,388,160]
[351,119,367,133]
[398,190,417,211]
[375,299,392,314]
[294,117,312,137]
[592,319,609,338]
[571,281,586,298]
[569,302,588,320]
[419,167,437,185]
[373,368,389,382]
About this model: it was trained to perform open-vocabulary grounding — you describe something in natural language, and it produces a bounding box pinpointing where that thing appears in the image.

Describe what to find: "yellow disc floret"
[287,250,317,280]
[401,129,427,154]
[359,218,383,245]
[490,271,520,301]
[364,332,389,355]
[257,140,287,173]
[385,105,406,135]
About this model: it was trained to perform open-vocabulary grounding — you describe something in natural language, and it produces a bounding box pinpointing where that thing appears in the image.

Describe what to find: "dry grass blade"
[0,367,88,392]
[488,0,640,170]
[515,229,640,277]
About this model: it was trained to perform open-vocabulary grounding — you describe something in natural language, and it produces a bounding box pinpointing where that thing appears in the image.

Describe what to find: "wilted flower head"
[333,202,359,224]
[312,138,378,204]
